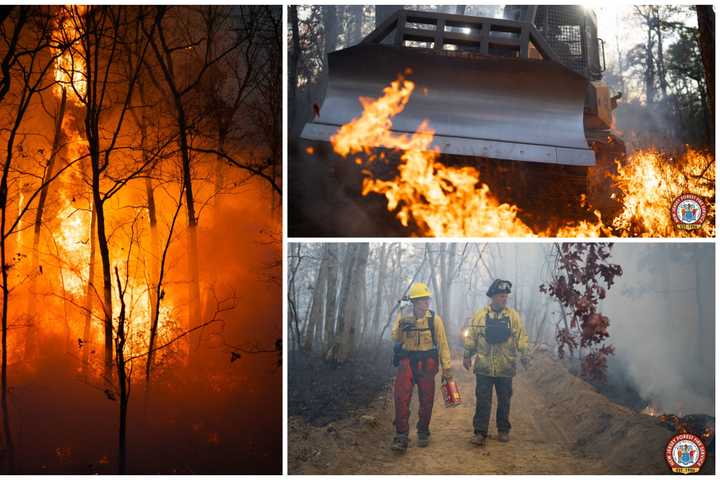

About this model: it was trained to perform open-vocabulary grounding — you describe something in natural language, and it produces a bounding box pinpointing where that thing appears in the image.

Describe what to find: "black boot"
[417,430,430,448]
[391,433,409,452]
[470,433,487,447]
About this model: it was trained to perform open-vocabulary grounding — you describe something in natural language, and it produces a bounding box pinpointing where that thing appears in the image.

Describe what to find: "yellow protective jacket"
[392,308,452,371]
[463,304,528,377]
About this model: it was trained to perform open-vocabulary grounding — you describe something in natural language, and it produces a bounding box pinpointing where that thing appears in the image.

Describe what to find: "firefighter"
[463,279,529,446]
[390,282,452,452]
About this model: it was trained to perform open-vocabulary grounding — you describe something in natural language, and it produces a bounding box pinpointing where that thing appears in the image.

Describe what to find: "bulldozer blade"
[301,44,595,166]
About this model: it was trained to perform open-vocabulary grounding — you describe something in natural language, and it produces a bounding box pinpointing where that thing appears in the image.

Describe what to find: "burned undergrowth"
[289,345,394,426]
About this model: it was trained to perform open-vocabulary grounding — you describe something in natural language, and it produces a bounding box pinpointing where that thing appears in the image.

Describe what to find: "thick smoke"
[604,244,714,415]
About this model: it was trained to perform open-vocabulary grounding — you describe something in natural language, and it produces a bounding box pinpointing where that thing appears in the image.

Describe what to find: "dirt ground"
[289,351,713,475]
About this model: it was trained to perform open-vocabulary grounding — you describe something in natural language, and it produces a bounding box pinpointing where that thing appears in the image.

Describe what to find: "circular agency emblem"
[665,433,706,474]
[671,193,707,230]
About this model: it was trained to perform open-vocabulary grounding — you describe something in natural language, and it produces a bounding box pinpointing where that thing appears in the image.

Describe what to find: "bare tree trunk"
[289,6,300,136]
[150,11,203,354]
[81,204,97,376]
[322,6,339,54]
[303,245,328,352]
[323,243,338,348]
[333,245,356,343]
[146,200,182,384]
[644,13,656,103]
[696,5,714,145]
[654,7,667,100]
[114,267,129,474]
[347,5,364,45]
[371,244,387,338]
[333,243,369,363]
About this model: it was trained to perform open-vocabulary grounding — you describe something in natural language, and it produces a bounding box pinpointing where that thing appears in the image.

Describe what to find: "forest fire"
[660,414,715,449]
[329,75,714,238]
[612,148,715,237]
[0,5,281,474]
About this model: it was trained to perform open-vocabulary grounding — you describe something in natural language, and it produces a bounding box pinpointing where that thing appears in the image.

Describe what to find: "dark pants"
[394,356,438,435]
[473,374,513,436]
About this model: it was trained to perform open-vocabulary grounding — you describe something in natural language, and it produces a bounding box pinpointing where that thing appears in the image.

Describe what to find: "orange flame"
[330,76,608,237]
[53,6,87,101]
[329,75,714,238]
[612,149,715,237]
[42,6,178,368]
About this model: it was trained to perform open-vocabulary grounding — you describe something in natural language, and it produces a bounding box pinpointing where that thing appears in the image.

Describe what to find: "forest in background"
[288,243,714,417]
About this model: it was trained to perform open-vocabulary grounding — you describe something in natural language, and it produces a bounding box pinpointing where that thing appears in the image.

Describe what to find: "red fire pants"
[394,355,438,435]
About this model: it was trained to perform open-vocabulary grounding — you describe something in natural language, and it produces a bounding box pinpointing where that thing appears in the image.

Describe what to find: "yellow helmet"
[408,282,432,299]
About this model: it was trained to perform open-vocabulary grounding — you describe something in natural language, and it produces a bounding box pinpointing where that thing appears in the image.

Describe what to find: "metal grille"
[534,6,587,76]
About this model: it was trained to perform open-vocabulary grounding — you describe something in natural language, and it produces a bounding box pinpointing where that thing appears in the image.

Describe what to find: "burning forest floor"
[291,74,715,238]
[289,350,714,474]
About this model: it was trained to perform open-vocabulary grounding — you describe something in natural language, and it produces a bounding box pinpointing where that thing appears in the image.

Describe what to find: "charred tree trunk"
[146,195,182,385]
[81,204,97,376]
[114,267,129,474]
[0,143,13,475]
[91,157,114,378]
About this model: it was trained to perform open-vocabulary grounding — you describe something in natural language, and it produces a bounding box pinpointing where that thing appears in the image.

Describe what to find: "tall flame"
[53,6,87,101]
[42,5,177,366]
[329,75,714,238]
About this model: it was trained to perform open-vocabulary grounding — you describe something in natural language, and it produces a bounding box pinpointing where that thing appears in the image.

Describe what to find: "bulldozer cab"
[301,6,612,168]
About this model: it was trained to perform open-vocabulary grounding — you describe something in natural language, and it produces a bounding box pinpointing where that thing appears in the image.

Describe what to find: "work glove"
[521,355,531,369]
[442,368,454,381]
[462,355,472,371]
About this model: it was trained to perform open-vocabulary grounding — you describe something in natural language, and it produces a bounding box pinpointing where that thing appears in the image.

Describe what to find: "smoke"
[421,242,715,415]
[603,243,714,414]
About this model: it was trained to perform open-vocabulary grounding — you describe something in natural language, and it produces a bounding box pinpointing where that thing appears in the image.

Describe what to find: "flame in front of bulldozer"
[612,149,715,237]
[329,75,714,238]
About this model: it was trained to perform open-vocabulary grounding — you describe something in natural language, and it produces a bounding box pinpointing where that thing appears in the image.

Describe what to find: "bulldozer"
[295,5,626,235]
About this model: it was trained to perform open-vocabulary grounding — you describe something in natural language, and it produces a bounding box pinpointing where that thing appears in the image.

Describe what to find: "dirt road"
[289,351,700,474]
[290,358,612,474]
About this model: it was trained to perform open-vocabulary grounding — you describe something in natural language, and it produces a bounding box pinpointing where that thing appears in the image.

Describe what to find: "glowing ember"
[329,75,714,238]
